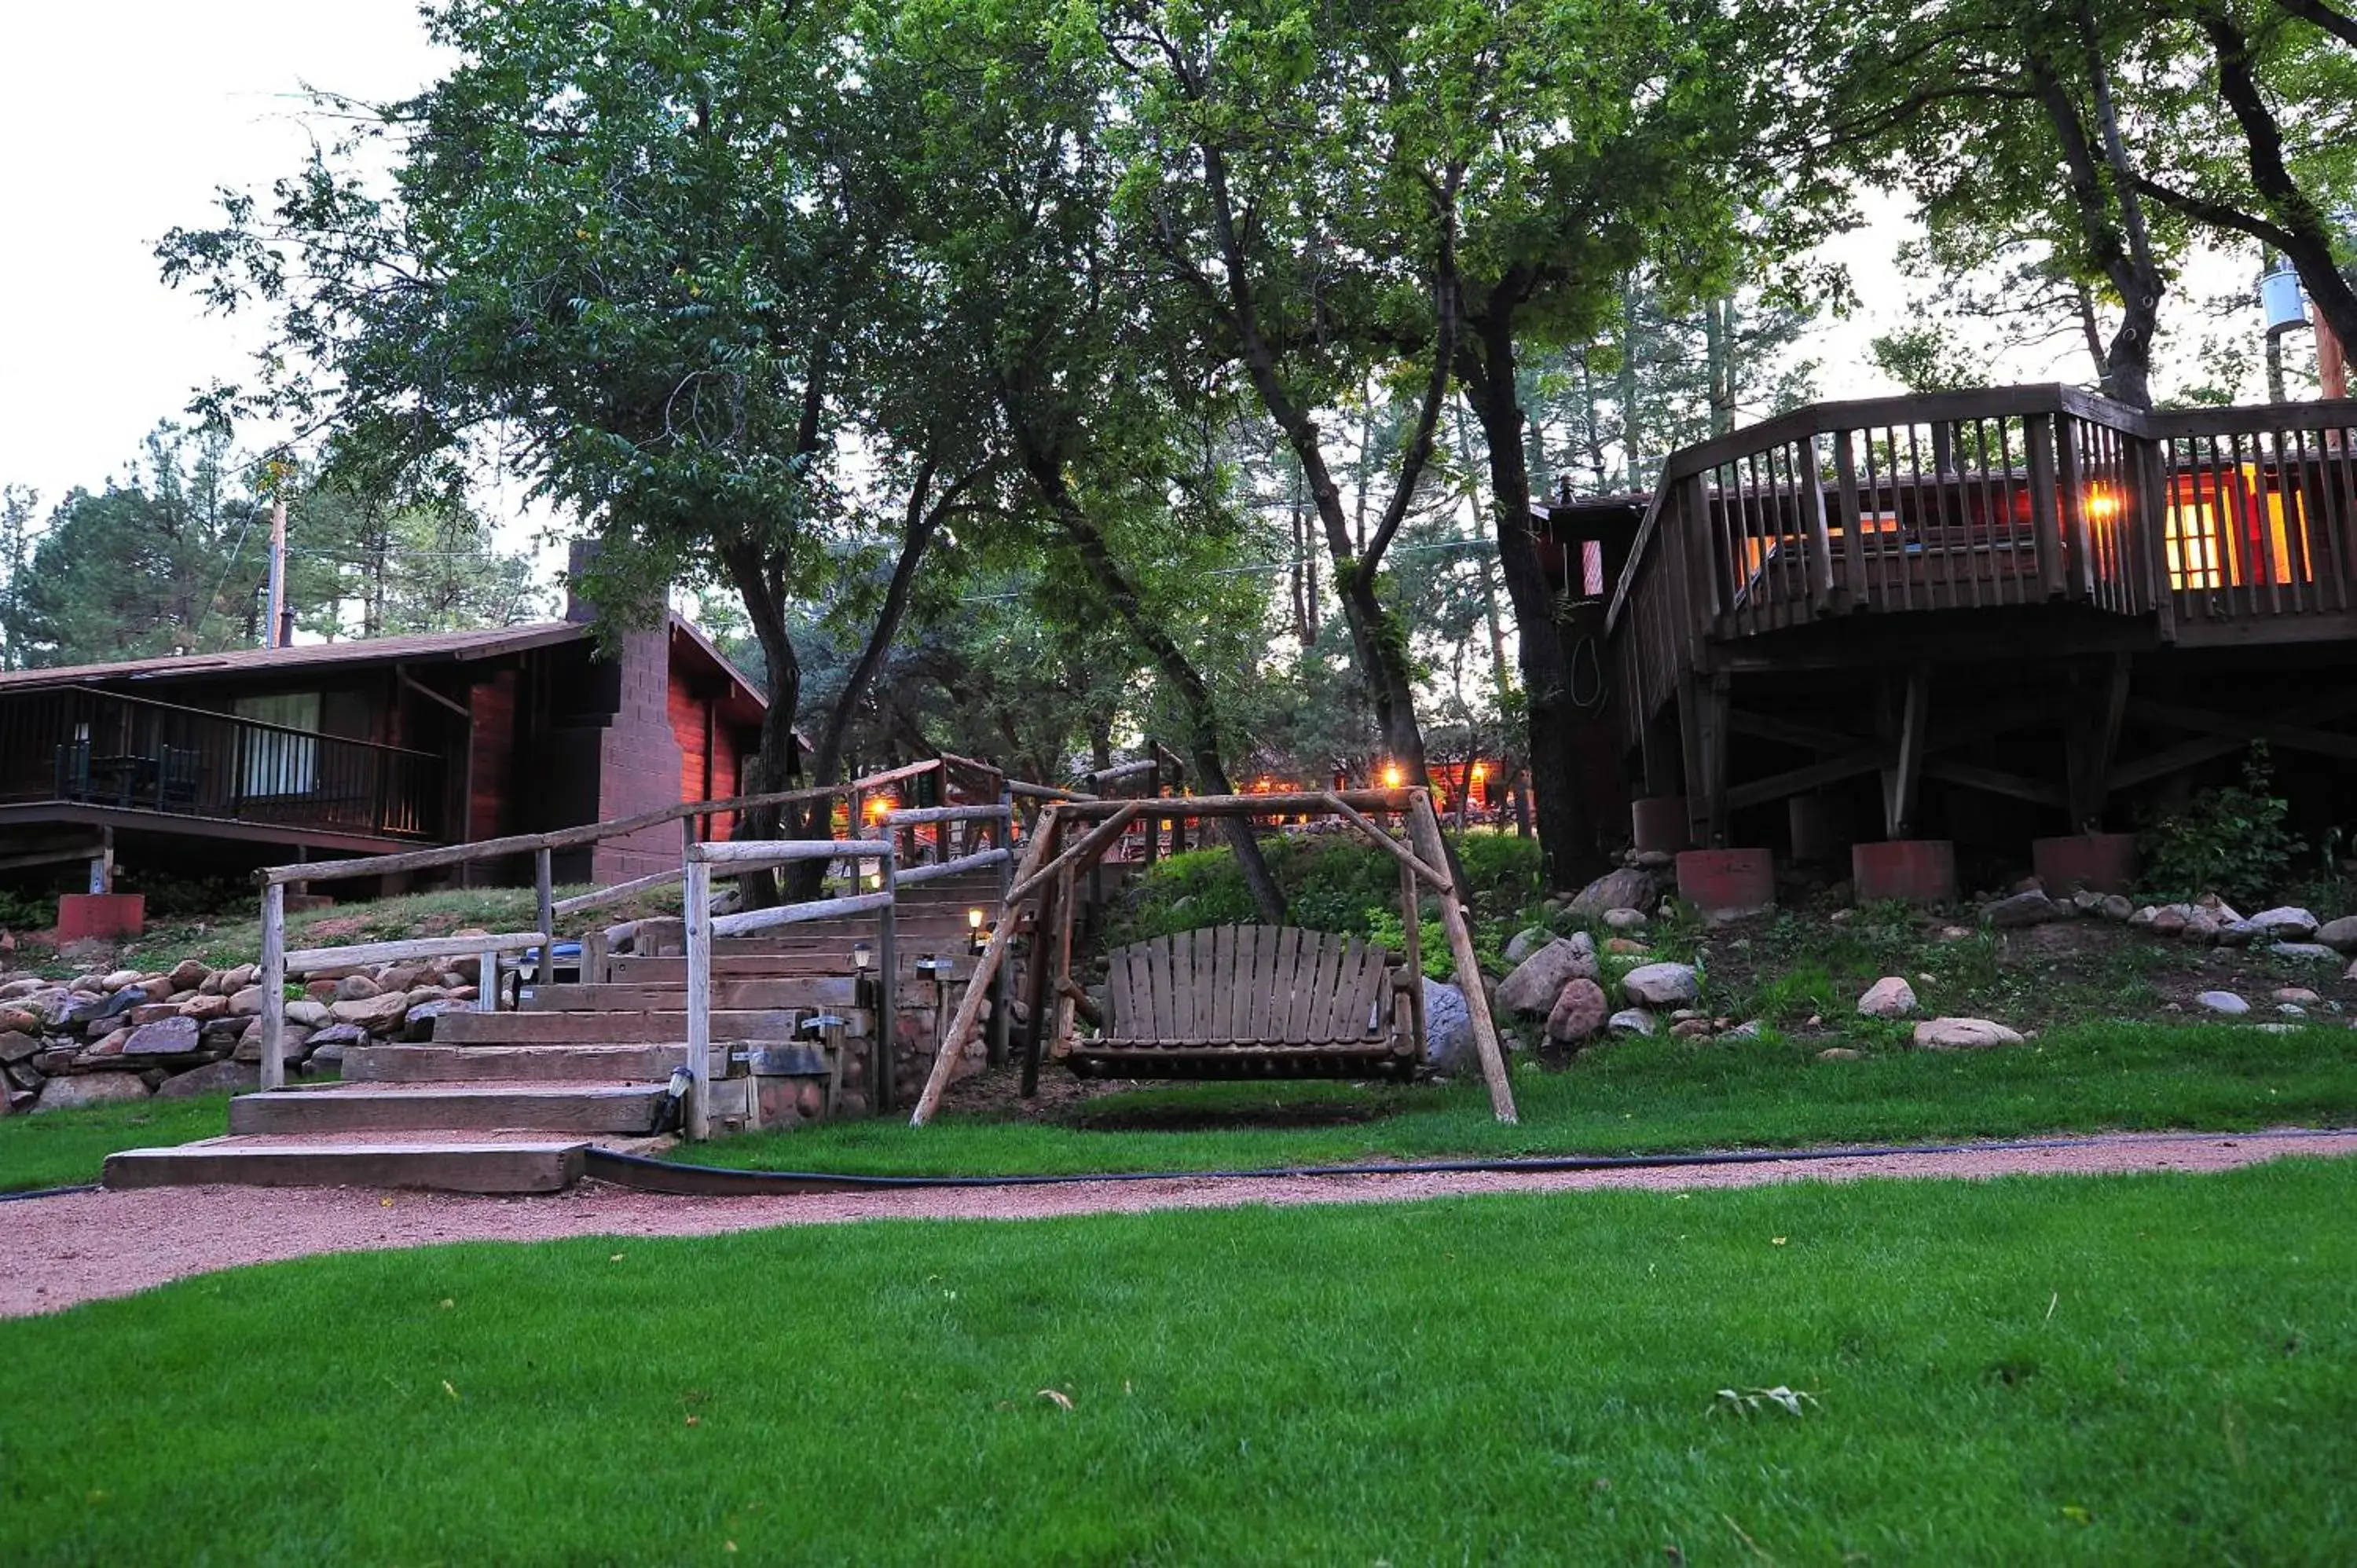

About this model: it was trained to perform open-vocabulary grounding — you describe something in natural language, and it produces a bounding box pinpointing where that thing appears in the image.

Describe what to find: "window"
[236,692,321,797]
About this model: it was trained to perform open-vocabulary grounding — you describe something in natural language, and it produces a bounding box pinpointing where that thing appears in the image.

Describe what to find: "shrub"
[2138,745,2297,908]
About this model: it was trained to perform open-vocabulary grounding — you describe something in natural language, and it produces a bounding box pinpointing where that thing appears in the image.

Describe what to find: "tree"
[159,0,1000,868]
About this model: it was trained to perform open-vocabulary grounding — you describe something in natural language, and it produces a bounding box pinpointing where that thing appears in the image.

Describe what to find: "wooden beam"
[689,837,893,866]
[552,864,682,916]
[1005,803,1136,908]
[1920,758,2065,810]
[1319,793,1450,888]
[1882,669,1930,838]
[684,858,713,1140]
[893,848,1010,886]
[910,808,1065,1125]
[258,882,286,1092]
[1406,793,1516,1125]
[1725,748,1891,812]
[2126,696,2357,764]
[1050,788,1415,821]
[710,890,896,938]
[285,930,546,973]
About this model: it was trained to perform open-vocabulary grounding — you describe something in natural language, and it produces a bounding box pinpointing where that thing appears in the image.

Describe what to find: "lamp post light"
[915,953,953,1070]
[801,1013,847,1119]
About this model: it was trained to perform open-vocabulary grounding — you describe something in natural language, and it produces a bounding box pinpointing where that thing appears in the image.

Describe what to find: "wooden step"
[229,1083,671,1134]
[434,1007,867,1044]
[104,1135,588,1193]
[608,954,973,984]
[524,979,859,1011]
[346,1043,688,1083]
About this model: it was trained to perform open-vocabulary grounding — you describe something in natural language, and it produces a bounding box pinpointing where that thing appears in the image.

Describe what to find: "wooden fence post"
[258,881,286,1092]
[684,856,713,1140]
[875,846,898,1117]
[534,846,555,970]
[1406,792,1517,1124]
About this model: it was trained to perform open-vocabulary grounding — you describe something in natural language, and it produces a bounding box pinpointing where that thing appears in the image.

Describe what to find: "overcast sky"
[0,2,2278,587]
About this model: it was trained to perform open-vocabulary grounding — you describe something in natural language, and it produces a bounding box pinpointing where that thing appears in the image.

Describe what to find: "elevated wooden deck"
[1600,386,2357,848]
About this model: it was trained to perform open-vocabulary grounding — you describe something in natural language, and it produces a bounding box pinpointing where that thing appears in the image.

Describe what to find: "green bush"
[2138,745,2298,907]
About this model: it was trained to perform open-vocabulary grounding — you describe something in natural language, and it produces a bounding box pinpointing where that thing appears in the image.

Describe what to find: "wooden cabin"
[1552,385,2357,888]
[0,604,766,899]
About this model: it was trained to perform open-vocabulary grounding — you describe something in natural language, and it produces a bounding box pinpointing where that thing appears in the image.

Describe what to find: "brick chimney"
[564,539,601,625]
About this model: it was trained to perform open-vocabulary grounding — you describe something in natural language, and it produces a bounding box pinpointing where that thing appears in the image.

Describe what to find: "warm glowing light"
[1381,763,1404,789]
[867,796,893,821]
[967,907,984,931]
[2084,483,2121,523]
[1469,762,1486,782]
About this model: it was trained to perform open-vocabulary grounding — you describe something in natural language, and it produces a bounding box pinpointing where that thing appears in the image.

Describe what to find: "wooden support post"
[684,857,713,1140]
[874,849,898,1116]
[986,786,1015,1068]
[1046,862,1078,1076]
[1831,427,1867,609]
[533,846,555,959]
[1017,868,1056,1099]
[1882,668,1930,838]
[258,882,286,1092]
[910,808,1064,1124]
[478,950,499,1013]
[2027,414,2068,599]
[1406,793,1516,1124]
[1800,434,1837,614]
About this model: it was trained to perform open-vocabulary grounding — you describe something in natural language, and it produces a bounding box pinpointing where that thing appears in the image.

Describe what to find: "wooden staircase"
[105,866,1005,1193]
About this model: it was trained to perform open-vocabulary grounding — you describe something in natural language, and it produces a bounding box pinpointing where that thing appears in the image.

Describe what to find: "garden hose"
[1,1182,101,1202]
[577,1125,2357,1198]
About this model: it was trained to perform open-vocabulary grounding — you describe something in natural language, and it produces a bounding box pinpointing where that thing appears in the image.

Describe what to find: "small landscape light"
[852,940,873,973]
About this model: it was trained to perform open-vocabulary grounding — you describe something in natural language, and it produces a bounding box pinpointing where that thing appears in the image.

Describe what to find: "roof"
[0,613,767,711]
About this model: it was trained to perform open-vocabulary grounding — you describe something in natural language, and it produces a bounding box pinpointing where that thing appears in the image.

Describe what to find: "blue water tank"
[2262,266,2309,335]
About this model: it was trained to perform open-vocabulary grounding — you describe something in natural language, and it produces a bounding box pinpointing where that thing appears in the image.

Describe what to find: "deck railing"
[1604,387,2357,746]
[0,685,443,841]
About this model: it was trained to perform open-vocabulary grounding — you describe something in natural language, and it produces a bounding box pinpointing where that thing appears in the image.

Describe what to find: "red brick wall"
[592,626,687,884]
[468,670,518,842]
[667,676,743,842]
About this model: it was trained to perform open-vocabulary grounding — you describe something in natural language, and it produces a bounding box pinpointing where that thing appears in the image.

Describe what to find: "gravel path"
[8,1128,2355,1319]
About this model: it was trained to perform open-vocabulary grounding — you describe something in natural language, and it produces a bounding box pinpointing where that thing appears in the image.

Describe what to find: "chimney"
[565,539,602,625]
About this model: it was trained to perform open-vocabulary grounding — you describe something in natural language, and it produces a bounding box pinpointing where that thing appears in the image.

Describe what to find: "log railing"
[1605,387,2357,747]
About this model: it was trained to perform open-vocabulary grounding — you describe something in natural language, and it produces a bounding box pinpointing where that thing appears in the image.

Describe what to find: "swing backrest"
[1100,926,1405,1047]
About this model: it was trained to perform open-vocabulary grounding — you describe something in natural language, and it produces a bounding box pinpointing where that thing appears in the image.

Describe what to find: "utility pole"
[266,496,288,650]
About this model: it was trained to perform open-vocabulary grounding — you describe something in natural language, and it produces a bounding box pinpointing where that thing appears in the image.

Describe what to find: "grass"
[691,1018,2357,1178]
[5,1159,2355,1562]
[0,1092,234,1193]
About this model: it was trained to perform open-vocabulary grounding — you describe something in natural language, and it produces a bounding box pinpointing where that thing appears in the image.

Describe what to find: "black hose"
[1,1183,101,1203]
[581,1125,2357,1198]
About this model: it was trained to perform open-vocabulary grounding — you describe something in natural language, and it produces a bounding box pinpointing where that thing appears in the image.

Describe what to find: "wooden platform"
[104,1136,590,1193]
[228,1083,673,1135]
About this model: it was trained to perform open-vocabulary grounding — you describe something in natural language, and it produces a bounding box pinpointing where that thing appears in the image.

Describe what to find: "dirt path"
[8,1129,2356,1318]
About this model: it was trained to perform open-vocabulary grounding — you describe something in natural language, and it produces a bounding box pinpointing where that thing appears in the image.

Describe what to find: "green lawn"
[5,1160,2355,1562]
[0,1092,233,1193]
[694,1017,2357,1177]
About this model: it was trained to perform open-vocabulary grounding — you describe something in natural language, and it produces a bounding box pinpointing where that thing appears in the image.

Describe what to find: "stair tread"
[250,1081,666,1097]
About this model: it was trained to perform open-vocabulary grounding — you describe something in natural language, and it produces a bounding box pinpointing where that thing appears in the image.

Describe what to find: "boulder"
[2268,942,2341,964]
[32,1072,151,1112]
[99,968,142,991]
[167,958,210,992]
[1912,1017,2025,1050]
[2274,987,2322,1006]
[2127,904,2159,929]
[1601,908,1649,932]
[377,963,428,993]
[82,1028,131,1058]
[1670,1017,1714,1039]
[302,978,339,1002]
[2194,990,2249,1017]
[0,1006,42,1037]
[132,976,175,1002]
[1496,936,1599,1015]
[1420,979,1473,1073]
[306,1041,347,1075]
[404,1000,458,1041]
[1816,1046,1866,1062]
[2218,920,2260,948]
[155,1059,258,1098]
[1502,926,1550,966]
[2098,894,2135,921]
[1567,867,1658,918]
[330,991,413,1032]
[0,1030,38,1066]
[284,999,331,1028]
[2247,907,2319,940]
[1857,976,1917,1019]
[218,964,256,992]
[1984,890,2061,929]
[2149,906,2190,938]
[64,987,142,1028]
[333,973,381,1002]
[1604,937,1651,955]
[2315,914,2357,954]
[176,993,232,1022]
[1622,962,1700,1008]
[0,976,43,1000]
[2181,910,2221,945]
[127,1002,180,1027]
[1607,1008,1655,1037]
[1545,978,1609,1044]
[122,1017,202,1057]
[227,985,267,1017]
[302,1023,368,1052]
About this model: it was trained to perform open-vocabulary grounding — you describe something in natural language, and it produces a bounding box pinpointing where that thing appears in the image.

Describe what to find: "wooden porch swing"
[907,786,1518,1126]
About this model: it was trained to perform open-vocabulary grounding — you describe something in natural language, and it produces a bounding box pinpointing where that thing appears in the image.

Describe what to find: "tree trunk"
[720,538,803,908]
[1457,310,1607,889]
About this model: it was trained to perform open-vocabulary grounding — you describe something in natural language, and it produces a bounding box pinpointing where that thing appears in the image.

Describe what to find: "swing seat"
[1069,925,1423,1081]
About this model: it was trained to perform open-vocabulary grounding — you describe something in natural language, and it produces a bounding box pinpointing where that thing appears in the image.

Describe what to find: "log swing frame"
[907,786,1519,1126]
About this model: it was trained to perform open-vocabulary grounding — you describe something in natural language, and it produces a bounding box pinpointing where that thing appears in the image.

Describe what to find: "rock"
[334,973,381,1001]
[404,1000,459,1041]
[2127,904,2159,929]
[1912,1017,2025,1050]
[2274,987,2322,1006]
[218,964,256,992]
[99,968,142,991]
[32,1072,151,1112]
[306,1041,346,1074]
[167,958,210,992]
[33,1048,76,1074]
[155,1060,258,1098]
[2194,990,2250,1016]
[330,991,412,1032]
[64,987,142,1027]
[2269,942,2341,964]
[302,978,339,1002]
[126,1001,180,1027]
[2313,914,2357,953]
[2247,907,2319,940]
[2278,1003,2309,1018]
[2150,906,2190,938]
[197,972,226,996]
[2348,958,2357,984]
[0,977,42,1000]
[1629,848,1674,869]
[2218,920,2260,948]
[1816,1046,1865,1062]
[122,1017,201,1057]
[1670,1017,1714,1039]
[1604,936,1651,955]
[378,963,428,993]
[228,985,267,1017]
[171,992,229,1023]
[2098,894,2134,921]
[1601,907,1649,932]
[1502,926,1550,965]
[2182,911,2221,945]
[2070,889,2106,916]
[1622,962,1700,1008]
[1420,979,1473,1072]
[284,998,331,1028]
[1720,1020,1764,1041]
[1607,1008,1655,1036]
[1545,978,1610,1044]
[1984,890,2061,929]
[0,1030,38,1065]
[1857,976,1917,1018]
[1567,867,1658,918]
[1496,936,1600,1015]
[303,1023,368,1051]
